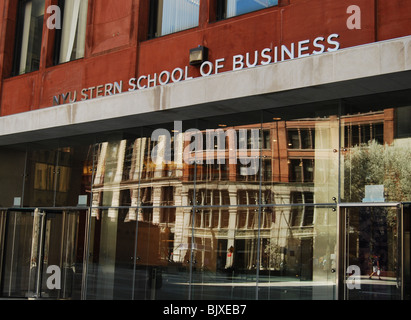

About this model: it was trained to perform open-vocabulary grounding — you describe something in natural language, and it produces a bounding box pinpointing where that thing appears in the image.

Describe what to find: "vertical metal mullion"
[400,204,404,300]
[7,213,18,297]
[81,142,96,300]
[21,150,28,208]
[132,132,144,300]
[35,211,46,299]
[59,211,67,300]
[337,100,343,300]
[53,149,60,208]
[256,112,263,300]
[189,146,198,300]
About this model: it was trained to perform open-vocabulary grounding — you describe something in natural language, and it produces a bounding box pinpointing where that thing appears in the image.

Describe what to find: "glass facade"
[0,98,410,300]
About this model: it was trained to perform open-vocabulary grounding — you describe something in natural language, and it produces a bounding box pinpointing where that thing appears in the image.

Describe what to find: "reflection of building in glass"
[86,110,397,282]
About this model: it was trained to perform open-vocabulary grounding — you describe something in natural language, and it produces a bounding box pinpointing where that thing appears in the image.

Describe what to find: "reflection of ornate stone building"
[86,109,396,280]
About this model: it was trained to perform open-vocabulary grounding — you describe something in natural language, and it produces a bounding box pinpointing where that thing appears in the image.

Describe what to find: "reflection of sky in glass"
[229,0,279,17]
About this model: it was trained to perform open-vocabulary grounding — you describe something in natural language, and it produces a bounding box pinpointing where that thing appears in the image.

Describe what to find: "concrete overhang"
[1,35,411,146]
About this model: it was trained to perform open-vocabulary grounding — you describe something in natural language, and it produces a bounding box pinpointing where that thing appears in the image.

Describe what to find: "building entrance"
[339,204,410,300]
[0,209,83,299]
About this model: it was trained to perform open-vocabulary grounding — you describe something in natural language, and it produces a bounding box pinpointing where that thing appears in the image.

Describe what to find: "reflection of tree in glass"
[344,140,411,203]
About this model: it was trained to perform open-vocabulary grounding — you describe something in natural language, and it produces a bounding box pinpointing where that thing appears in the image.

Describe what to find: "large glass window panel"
[24,146,60,207]
[0,146,26,208]
[1,210,37,298]
[123,121,197,208]
[91,138,132,211]
[55,139,94,207]
[341,102,411,203]
[131,206,191,301]
[14,0,45,75]
[262,103,340,205]
[22,138,94,208]
[91,129,156,211]
[132,124,194,300]
[57,0,88,64]
[342,206,402,300]
[218,0,278,20]
[190,206,259,300]
[192,112,263,207]
[0,210,6,291]
[259,205,337,300]
[86,208,136,300]
[149,0,200,38]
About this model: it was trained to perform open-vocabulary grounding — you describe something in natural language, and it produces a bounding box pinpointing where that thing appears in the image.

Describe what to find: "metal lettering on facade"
[53,34,340,106]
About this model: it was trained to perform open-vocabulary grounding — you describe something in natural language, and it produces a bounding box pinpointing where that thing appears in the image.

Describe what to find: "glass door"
[340,204,402,300]
[0,209,82,299]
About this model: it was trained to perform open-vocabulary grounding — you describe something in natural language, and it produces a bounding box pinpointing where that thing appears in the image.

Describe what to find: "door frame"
[337,202,404,300]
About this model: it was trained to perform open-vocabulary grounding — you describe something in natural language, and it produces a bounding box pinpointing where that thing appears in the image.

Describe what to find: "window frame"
[12,0,46,76]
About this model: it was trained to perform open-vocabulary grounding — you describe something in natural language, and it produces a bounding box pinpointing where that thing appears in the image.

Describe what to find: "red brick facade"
[0,0,410,116]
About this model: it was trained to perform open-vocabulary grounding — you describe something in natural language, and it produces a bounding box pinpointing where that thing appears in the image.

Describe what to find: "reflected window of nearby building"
[237,208,258,229]
[162,186,174,205]
[190,189,230,206]
[289,159,314,182]
[14,0,45,75]
[262,129,271,149]
[397,106,411,138]
[160,207,176,223]
[54,0,88,64]
[148,0,200,38]
[216,0,278,20]
[290,192,314,227]
[192,209,228,229]
[287,128,315,149]
[344,122,384,148]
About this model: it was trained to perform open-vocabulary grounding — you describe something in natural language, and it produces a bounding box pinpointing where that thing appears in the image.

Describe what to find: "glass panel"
[1,210,35,298]
[58,0,88,63]
[38,210,83,299]
[191,206,259,300]
[155,0,200,37]
[59,210,84,300]
[341,104,411,203]
[344,206,401,300]
[134,206,190,300]
[137,123,190,207]
[192,112,262,207]
[224,0,278,19]
[258,206,337,300]
[0,146,26,208]
[263,103,340,205]
[23,140,93,208]
[86,208,136,300]
[25,148,58,207]
[16,0,45,75]
[55,143,94,207]
[0,210,84,299]
[91,139,129,210]
[0,210,6,290]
